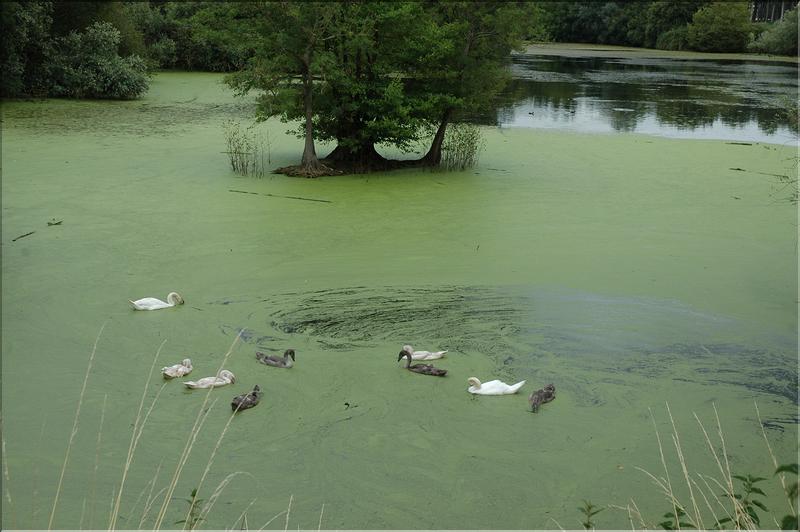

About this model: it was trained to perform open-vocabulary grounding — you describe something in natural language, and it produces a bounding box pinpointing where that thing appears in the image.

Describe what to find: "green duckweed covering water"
[1,71,797,529]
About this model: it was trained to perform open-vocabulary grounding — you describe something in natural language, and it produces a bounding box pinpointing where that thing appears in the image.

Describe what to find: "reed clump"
[440,123,486,171]
[223,119,270,177]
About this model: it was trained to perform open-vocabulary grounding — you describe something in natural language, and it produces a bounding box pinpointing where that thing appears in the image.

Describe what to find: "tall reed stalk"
[48,320,107,530]
[2,414,15,529]
[109,339,168,530]
[89,393,108,529]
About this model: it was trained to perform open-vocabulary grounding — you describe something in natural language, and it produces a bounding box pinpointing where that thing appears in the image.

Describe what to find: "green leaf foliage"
[47,21,150,99]
[686,1,753,53]
[748,8,799,56]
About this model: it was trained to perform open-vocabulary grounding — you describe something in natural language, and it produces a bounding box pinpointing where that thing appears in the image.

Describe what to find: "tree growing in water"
[226,1,536,175]
[226,1,340,177]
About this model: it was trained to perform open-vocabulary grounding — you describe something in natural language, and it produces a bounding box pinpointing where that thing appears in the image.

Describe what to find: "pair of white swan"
[161,358,235,389]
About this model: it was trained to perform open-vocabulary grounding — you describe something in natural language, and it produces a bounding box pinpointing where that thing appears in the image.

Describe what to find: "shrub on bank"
[48,22,149,99]
[748,8,799,56]
[656,26,690,50]
[686,1,753,53]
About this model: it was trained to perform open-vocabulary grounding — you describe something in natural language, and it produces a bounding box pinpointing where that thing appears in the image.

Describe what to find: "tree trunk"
[299,56,323,172]
[323,141,388,173]
[300,75,319,169]
[420,108,453,167]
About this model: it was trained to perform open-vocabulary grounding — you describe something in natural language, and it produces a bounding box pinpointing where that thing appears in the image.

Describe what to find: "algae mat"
[2,73,797,529]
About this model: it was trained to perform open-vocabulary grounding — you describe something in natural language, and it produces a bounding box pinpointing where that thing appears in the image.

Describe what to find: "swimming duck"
[255,349,295,368]
[397,351,447,377]
[183,370,236,389]
[528,383,556,412]
[467,377,526,395]
[161,358,193,379]
[129,292,184,311]
[402,344,447,360]
[231,385,262,411]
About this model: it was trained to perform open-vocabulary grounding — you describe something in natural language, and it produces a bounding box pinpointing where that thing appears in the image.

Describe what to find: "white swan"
[162,358,193,379]
[402,344,447,360]
[183,370,236,389]
[467,377,526,395]
[129,292,184,311]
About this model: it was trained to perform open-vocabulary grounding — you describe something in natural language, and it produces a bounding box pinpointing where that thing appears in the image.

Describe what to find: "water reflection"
[487,54,798,142]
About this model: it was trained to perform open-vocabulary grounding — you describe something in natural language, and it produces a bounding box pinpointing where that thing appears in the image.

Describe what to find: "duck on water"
[256,349,295,368]
[397,350,447,376]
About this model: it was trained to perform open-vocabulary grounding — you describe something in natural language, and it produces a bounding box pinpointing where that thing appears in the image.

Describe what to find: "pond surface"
[1,64,797,530]
[488,49,798,143]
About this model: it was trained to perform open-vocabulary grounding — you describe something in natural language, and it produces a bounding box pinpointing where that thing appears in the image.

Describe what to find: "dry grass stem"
[666,403,703,528]
[89,393,108,529]
[690,475,721,525]
[30,416,47,526]
[194,471,253,528]
[257,509,288,531]
[697,473,734,524]
[110,339,168,530]
[628,498,650,529]
[712,404,735,495]
[139,486,168,529]
[317,503,325,531]
[755,401,797,517]
[48,320,107,530]
[153,331,242,530]
[185,407,243,529]
[79,496,88,529]
[129,460,163,529]
[230,498,257,531]
[648,407,679,527]
[152,397,217,530]
[284,494,293,531]
[1,416,15,530]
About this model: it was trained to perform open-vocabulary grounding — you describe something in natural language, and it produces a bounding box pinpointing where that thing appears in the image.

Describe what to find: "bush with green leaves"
[0,1,54,97]
[748,8,798,56]
[656,26,690,51]
[48,21,149,99]
[686,1,753,53]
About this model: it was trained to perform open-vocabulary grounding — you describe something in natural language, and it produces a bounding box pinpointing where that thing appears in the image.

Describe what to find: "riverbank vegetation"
[4,1,797,101]
[537,1,798,55]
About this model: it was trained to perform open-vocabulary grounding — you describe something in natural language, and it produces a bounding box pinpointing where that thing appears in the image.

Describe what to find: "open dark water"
[485,53,799,143]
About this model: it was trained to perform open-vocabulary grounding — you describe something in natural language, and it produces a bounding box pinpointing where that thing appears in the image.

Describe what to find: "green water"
[2,71,797,530]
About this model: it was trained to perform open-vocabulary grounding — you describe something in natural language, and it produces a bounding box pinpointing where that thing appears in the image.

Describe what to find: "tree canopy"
[225,1,536,175]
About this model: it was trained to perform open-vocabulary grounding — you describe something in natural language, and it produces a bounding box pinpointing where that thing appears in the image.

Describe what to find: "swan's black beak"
[397,351,406,361]
[285,349,295,360]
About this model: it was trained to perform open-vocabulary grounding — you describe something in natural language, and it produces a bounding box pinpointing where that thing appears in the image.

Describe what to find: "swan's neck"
[402,354,412,368]
[283,356,294,368]
[468,378,482,389]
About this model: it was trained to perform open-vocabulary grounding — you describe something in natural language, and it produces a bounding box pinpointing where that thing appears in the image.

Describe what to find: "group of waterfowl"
[397,344,556,412]
[132,292,556,413]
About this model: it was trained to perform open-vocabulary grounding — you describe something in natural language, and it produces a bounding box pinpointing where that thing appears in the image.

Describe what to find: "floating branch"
[11,231,35,242]
[228,189,332,203]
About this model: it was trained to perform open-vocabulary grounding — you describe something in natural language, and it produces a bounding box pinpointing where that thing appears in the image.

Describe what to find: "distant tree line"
[3,1,796,102]
[537,1,797,55]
